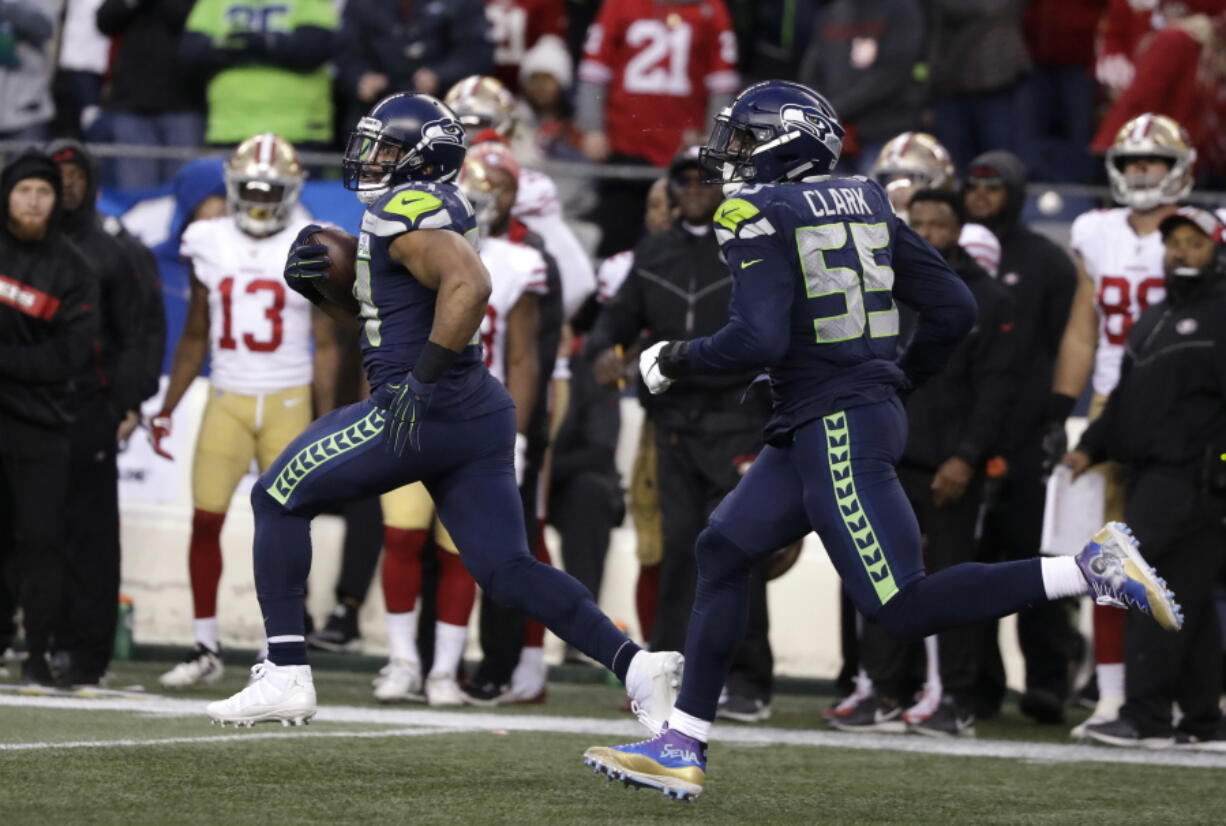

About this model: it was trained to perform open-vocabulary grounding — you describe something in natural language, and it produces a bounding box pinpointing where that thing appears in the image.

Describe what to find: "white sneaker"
[206,661,316,727]
[627,651,684,734]
[372,659,424,703]
[504,657,548,704]
[425,673,465,707]
[903,683,943,726]
[159,645,224,688]
[1071,694,1124,739]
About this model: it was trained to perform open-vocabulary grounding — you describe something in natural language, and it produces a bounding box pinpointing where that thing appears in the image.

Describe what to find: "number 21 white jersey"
[181,217,314,396]
[1069,207,1166,396]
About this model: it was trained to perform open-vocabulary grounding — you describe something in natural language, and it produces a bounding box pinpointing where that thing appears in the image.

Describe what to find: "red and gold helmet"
[458,141,520,234]
[1106,113,1195,211]
[225,133,304,236]
[444,75,517,142]
[870,132,956,220]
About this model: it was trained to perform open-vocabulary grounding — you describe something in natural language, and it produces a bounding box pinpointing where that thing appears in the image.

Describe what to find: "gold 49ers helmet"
[444,75,517,142]
[225,133,305,237]
[458,141,520,234]
[870,132,956,219]
[1106,113,1196,211]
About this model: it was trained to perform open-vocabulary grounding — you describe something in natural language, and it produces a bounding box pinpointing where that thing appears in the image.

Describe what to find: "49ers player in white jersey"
[372,142,550,706]
[153,134,339,688]
[1051,113,1196,738]
[444,75,596,320]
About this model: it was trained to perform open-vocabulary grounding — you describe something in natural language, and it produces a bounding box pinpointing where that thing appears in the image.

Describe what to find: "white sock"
[194,617,219,653]
[385,611,419,664]
[1041,556,1088,600]
[1097,662,1125,699]
[668,708,711,743]
[430,621,467,678]
[516,645,544,673]
[922,635,941,695]
[624,650,648,699]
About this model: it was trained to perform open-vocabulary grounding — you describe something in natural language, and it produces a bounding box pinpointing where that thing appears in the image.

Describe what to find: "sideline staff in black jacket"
[0,150,97,686]
[856,189,1017,735]
[1066,207,1226,748]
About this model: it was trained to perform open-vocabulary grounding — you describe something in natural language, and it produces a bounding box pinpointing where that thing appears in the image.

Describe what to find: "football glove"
[283,223,329,304]
[149,413,173,461]
[639,340,689,395]
[377,373,434,457]
[1040,420,1068,479]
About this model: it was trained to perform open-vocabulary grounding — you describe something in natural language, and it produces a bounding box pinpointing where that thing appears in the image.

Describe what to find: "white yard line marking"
[2,693,1225,769]
[0,727,461,752]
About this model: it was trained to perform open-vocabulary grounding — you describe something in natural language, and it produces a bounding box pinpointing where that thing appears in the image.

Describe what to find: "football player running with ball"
[205,94,681,732]
[581,80,1185,801]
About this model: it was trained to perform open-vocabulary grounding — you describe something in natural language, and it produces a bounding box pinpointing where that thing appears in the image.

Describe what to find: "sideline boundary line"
[2,693,1226,769]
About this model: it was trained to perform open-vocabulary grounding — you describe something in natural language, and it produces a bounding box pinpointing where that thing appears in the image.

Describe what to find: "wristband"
[1046,392,1076,424]
[412,340,460,384]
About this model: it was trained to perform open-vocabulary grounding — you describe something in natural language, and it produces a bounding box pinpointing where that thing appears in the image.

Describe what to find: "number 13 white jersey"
[1069,207,1166,396]
[181,217,314,396]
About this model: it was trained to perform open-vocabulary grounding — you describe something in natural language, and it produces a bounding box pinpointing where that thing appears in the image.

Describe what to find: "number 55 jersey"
[690,177,974,445]
[1069,207,1166,396]
[181,217,315,395]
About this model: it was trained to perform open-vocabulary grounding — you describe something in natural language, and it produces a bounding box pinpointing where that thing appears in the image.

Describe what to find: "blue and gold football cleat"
[1076,522,1183,631]
[583,724,707,801]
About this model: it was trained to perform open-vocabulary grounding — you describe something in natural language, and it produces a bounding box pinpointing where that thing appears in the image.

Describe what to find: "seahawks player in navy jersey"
[205,94,682,730]
[582,80,1184,801]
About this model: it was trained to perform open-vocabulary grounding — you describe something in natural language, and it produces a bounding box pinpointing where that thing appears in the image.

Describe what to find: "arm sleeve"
[583,259,647,356]
[826,3,924,124]
[264,25,335,72]
[427,0,496,90]
[1091,31,1194,151]
[179,30,231,76]
[0,265,99,383]
[892,222,977,390]
[95,0,139,36]
[954,289,1017,466]
[686,236,793,374]
[2,0,53,45]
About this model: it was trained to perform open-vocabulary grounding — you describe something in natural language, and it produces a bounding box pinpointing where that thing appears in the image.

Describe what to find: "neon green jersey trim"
[714,198,761,234]
[383,190,445,225]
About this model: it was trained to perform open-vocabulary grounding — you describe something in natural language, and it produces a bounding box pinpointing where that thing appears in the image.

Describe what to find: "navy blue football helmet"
[342,93,467,203]
[700,80,845,185]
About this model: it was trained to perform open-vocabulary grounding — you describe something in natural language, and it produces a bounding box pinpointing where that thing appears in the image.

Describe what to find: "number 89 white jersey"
[1069,207,1166,396]
[181,217,315,395]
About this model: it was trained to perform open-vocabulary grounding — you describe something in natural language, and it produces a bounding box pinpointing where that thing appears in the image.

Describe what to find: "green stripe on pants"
[823,410,899,604]
[268,409,387,505]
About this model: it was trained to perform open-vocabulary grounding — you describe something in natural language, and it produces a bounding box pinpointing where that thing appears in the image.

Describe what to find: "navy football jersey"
[357,181,511,418]
[688,176,975,443]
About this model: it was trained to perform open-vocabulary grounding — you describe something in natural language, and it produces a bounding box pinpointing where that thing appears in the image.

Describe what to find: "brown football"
[306,226,361,315]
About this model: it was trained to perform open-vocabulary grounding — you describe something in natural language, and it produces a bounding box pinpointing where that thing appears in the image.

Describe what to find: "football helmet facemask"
[342,93,467,205]
[700,79,844,187]
[225,133,304,237]
[1106,113,1195,211]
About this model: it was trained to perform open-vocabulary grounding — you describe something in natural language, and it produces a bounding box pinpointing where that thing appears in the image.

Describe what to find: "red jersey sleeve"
[703,0,740,94]
[1091,29,1199,152]
[577,0,624,85]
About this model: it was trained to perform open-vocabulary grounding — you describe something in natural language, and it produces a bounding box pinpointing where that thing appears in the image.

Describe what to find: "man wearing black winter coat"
[962,149,1080,722]
[45,140,164,686]
[0,150,98,686]
[1066,207,1226,749]
[850,189,1018,736]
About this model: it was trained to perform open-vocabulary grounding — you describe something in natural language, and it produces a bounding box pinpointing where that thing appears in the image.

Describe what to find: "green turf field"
[2,656,1225,825]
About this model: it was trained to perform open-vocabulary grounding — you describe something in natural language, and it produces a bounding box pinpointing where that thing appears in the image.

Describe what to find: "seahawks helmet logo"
[779,104,841,142]
[422,118,465,147]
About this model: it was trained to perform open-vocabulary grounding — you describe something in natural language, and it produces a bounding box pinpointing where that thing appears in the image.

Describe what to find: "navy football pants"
[675,398,1047,722]
[252,398,638,678]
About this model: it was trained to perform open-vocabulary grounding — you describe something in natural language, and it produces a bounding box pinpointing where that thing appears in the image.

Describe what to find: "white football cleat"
[159,644,224,688]
[425,673,465,707]
[628,651,684,734]
[504,655,548,704]
[372,659,424,703]
[1071,694,1124,740]
[206,661,315,727]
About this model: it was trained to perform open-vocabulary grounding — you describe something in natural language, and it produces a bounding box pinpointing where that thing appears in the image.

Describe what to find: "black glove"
[284,224,329,305]
[1040,419,1068,479]
[376,373,435,457]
